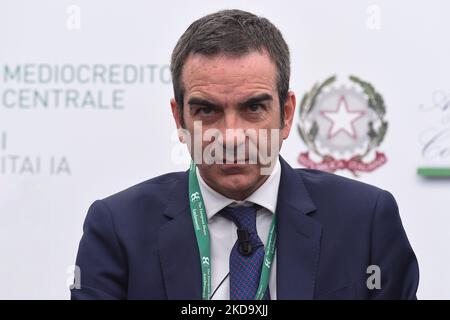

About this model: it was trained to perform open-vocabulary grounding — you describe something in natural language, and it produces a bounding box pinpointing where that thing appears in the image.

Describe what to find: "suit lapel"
[157,170,202,299]
[276,157,322,299]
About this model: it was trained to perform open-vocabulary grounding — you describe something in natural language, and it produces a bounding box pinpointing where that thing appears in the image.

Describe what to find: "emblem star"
[320,95,365,140]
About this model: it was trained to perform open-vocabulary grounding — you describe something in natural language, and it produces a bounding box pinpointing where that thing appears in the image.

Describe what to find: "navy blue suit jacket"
[71,157,419,299]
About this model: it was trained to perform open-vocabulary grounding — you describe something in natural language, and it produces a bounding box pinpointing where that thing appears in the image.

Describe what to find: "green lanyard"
[188,161,277,300]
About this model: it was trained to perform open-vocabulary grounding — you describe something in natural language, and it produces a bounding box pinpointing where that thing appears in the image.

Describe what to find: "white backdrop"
[1,0,449,299]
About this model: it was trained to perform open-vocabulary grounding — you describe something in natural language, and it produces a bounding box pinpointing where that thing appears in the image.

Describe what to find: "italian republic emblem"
[297,75,388,177]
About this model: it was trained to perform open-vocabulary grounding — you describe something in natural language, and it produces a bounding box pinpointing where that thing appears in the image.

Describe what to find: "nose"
[222,109,241,131]
[219,110,248,160]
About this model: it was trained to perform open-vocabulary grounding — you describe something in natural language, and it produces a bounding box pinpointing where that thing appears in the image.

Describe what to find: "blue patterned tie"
[221,204,270,300]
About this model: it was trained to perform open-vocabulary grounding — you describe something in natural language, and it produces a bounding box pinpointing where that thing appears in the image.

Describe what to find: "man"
[71,9,419,300]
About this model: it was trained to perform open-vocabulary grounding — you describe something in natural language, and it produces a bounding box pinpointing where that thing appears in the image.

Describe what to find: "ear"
[281,91,296,140]
[170,98,185,143]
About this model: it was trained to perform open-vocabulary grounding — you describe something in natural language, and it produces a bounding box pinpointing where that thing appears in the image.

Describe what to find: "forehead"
[181,50,277,101]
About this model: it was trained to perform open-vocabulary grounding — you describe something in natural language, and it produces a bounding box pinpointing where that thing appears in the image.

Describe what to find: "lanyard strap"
[188,161,277,300]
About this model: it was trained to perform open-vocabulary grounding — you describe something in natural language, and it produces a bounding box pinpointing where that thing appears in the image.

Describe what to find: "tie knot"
[221,203,258,232]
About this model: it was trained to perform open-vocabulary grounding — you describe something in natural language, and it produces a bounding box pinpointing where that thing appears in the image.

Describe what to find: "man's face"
[171,50,295,200]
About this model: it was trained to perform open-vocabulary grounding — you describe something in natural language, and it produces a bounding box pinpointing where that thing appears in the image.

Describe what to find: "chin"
[221,176,251,190]
[199,164,261,198]
[216,171,258,197]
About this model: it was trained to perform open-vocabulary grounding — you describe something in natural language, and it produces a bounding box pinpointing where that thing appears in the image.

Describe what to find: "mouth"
[216,158,252,175]
[221,158,249,165]
[218,163,247,175]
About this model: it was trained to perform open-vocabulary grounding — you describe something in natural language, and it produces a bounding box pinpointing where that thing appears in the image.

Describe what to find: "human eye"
[247,104,265,113]
[195,106,215,116]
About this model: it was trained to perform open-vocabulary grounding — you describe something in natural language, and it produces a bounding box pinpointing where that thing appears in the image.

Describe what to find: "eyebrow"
[187,97,218,108]
[238,93,273,108]
[187,93,273,109]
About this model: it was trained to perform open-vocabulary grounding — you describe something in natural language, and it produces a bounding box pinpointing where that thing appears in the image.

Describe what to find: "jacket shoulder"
[295,168,389,220]
[295,168,384,195]
[97,171,187,217]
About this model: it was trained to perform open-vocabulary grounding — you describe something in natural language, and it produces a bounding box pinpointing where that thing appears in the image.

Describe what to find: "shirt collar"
[195,158,281,220]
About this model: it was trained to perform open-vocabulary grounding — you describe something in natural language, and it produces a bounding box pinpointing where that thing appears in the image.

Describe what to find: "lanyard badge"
[188,161,277,300]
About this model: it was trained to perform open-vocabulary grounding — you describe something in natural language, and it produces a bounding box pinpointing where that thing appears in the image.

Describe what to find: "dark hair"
[170,9,290,127]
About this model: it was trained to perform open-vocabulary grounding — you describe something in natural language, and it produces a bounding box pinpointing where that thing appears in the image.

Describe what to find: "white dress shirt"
[195,158,281,300]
